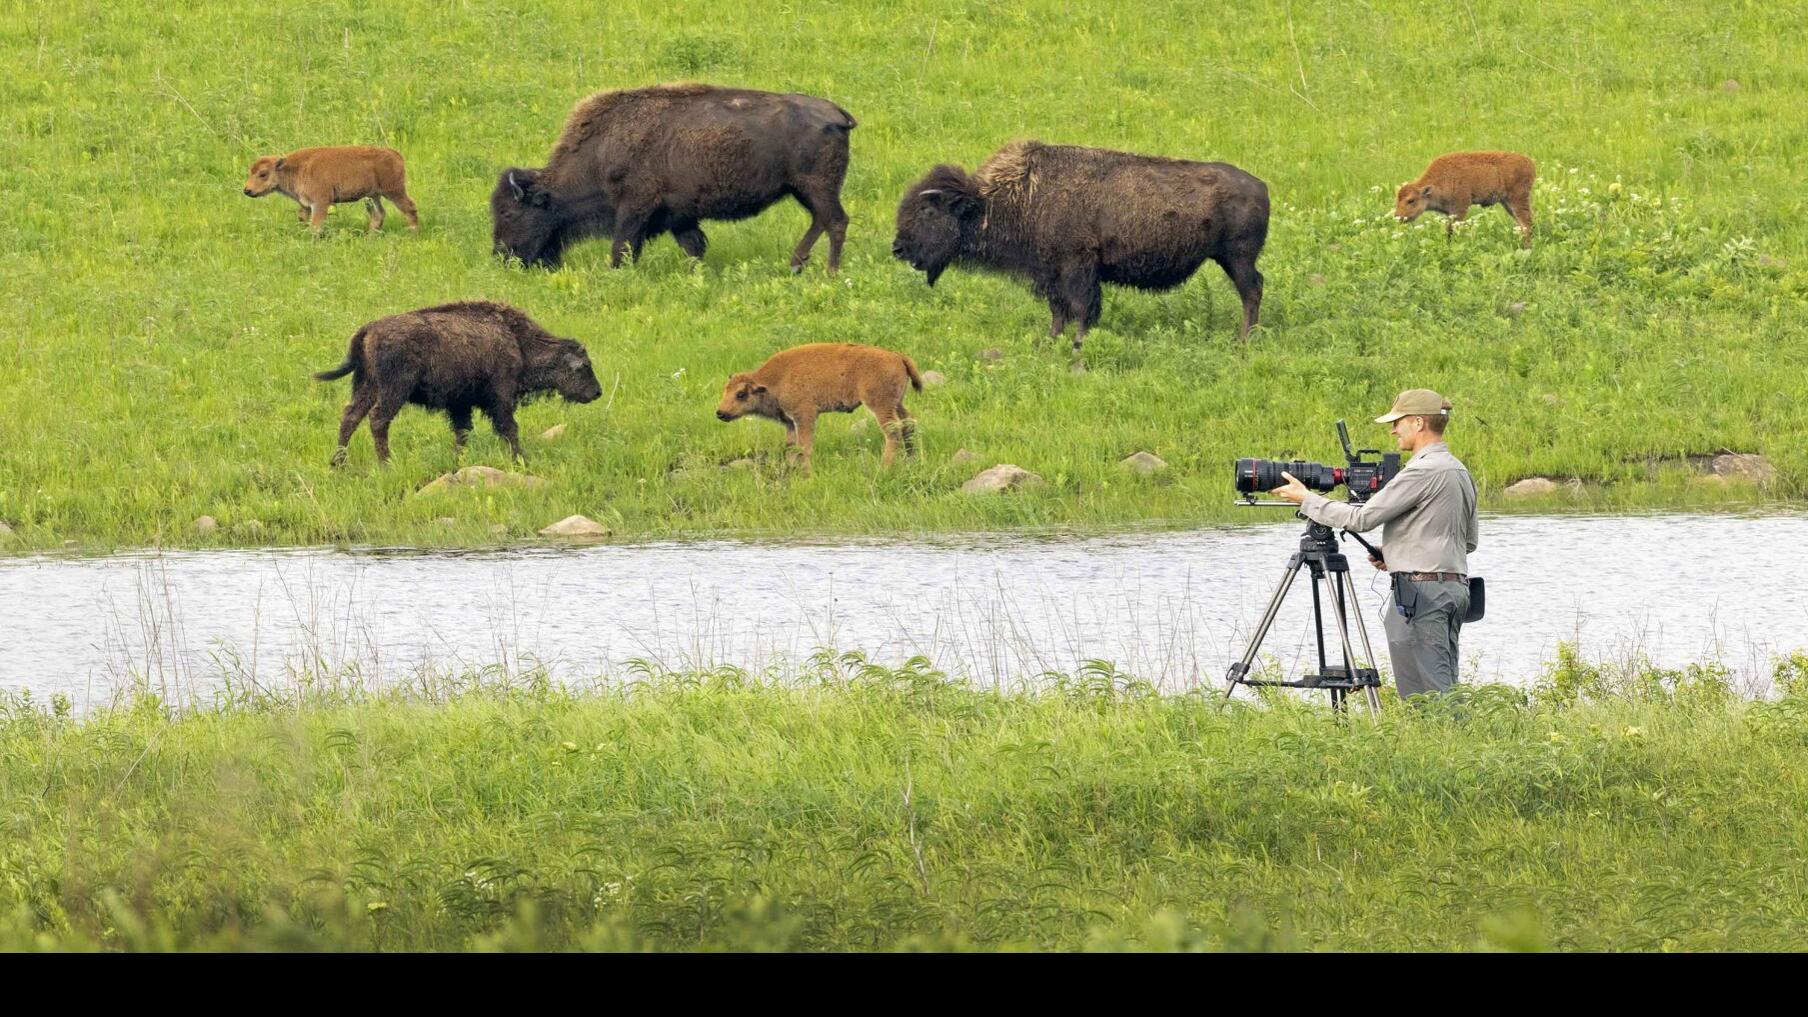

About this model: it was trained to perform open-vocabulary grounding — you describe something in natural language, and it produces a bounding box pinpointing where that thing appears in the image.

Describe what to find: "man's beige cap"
[1375,389,1452,423]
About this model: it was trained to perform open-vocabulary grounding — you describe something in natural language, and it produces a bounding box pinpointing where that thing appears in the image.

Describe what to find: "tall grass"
[4,650,1808,951]
[0,1,1803,549]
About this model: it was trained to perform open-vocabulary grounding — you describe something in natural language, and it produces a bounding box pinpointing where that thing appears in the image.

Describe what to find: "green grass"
[5,650,1808,951]
[2,0,1805,550]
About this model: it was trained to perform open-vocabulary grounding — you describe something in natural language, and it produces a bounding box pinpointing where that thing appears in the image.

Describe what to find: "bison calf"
[1394,151,1535,247]
[893,140,1270,349]
[716,344,923,470]
[315,301,600,466]
[244,146,420,235]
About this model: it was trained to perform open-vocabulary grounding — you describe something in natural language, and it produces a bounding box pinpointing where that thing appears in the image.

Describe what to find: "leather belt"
[1401,571,1466,582]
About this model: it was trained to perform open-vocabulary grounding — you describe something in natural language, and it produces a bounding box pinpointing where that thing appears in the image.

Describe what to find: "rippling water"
[4,513,1805,705]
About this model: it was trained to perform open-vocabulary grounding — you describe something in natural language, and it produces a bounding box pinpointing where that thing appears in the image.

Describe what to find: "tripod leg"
[1341,571,1385,716]
[1223,557,1304,701]
[1324,567,1375,724]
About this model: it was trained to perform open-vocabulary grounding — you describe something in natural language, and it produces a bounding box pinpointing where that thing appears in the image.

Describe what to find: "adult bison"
[314,301,601,466]
[893,141,1270,348]
[491,83,855,273]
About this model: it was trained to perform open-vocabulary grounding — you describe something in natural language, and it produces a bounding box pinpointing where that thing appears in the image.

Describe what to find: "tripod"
[1223,517,1385,717]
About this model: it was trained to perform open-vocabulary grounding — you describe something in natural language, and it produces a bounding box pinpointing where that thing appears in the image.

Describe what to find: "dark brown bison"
[1395,151,1536,247]
[243,146,420,235]
[715,343,922,470]
[314,301,601,466]
[490,82,855,273]
[893,140,1270,348]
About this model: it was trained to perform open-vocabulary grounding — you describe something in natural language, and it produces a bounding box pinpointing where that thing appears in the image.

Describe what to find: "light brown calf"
[1394,151,1535,247]
[243,146,420,235]
[715,343,924,471]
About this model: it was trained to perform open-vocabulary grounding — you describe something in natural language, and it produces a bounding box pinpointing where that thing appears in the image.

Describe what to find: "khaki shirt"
[1300,442,1479,575]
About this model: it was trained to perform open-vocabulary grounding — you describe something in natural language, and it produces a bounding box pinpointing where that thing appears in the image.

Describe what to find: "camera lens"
[1233,458,1340,494]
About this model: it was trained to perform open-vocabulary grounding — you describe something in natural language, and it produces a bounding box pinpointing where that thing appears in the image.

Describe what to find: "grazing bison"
[893,140,1270,349]
[491,82,855,273]
[715,343,923,470]
[1395,151,1535,247]
[314,301,601,466]
[243,146,420,235]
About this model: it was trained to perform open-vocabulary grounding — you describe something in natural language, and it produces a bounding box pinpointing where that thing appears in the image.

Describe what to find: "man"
[1269,389,1479,698]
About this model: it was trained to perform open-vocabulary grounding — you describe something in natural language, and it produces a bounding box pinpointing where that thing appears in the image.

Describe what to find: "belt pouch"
[1464,576,1486,623]
[1391,573,1419,620]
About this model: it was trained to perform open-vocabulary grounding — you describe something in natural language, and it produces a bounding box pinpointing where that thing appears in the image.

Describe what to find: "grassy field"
[1,1,1805,550]
[4,651,1808,951]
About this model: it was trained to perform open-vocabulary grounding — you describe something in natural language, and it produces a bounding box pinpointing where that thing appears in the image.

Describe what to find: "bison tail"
[313,326,366,382]
[901,355,924,392]
[829,103,857,131]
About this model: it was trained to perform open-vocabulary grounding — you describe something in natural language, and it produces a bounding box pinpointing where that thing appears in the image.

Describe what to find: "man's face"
[1391,416,1425,450]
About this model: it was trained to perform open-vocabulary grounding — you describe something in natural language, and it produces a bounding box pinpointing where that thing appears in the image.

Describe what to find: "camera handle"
[1341,528,1384,565]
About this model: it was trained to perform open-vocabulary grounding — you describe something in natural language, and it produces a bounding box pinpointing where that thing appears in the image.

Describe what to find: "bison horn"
[508,171,526,202]
[918,188,943,197]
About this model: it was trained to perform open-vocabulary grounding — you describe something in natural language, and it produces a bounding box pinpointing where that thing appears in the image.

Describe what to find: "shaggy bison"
[314,301,600,466]
[491,83,855,273]
[1394,151,1535,247]
[893,140,1270,348]
[716,343,923,470]
[243,146,420,235]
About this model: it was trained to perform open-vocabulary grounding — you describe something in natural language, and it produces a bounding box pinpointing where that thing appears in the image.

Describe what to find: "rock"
[1758,254,1786,269]
[435,516,457,528]
[978,347,1004,364]
[723,458,758,471]
[961,464,1046,495]
[1308,273,1326,286]
[63,539,78,549]
[1119,451,1168,476]
[1069,360,1088,375]
[540,424,567,441]
[1504,301,1527,317]
[950,448,979,466]
[1691,452,1777,487]
[1503,477,1573,498]
[920,370,948,387]
[1541,393,1561,406]
[417,465,547,496]
[193,515,219,534]
[239,520,265,534]
[0,521,15,539]
[489,524,510,536]
[539,515,610,539]
[1719,78,1741,92]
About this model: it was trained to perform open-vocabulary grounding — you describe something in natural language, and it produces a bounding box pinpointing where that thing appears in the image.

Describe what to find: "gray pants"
[1383,579,1469,698]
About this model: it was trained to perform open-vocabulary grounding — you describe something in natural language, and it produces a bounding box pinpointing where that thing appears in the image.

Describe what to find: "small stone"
[1541,393,1560,406]
[1120,451,1168,476]
[194,515,219,534]
[723,458,758,471]
[1503,477,1567,497]
[961,464,1046,495]
[436,517,457,528]
[1504,301,1527,317]
[540,424,567,441]
[950,448,979,465]
[539,514,610,539]
[489,524,510,536]
[239,520,265,533]
[417,465,547,496]
[920,370,948,387]
[0,521,15,539]
[978,347,1004,364]
[1069,360,1088,375]
[1719,79,1741,92]
[1308,273,1326,286]
[63,539,78,549]
[1757,254,1786,269]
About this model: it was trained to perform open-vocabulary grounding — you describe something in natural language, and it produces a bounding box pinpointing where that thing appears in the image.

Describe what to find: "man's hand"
[1270,471,1310,505]
[1369,554,1386,571]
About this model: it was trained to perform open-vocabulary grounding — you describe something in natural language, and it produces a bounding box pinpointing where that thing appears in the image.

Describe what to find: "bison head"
[716,373,775,423]
[243,156,285,198]
[1394,183,1433,222]
[491,168,570,267]
[524,337,603,404]
[893,166,983,286]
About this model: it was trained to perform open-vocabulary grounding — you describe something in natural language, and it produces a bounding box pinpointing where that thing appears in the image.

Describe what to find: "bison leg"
[672,220,708,262]
[308,199,330,236]
[448,406,474,456]
[1444,204,1470,237]
[610,206,656,268]
[365,197,386,233]
[295,200,309,224]
[367,396,407,465]
[1223,255,1265,340]
[789,410,817,473]
[868,405,903,467]
[332,389,377,467]
[1507,196,1533,248]
[789,191,849,275]
[1054,265,1102,353]
[388,191,420,232]
[891,403,918,460]
[483,401,525,463]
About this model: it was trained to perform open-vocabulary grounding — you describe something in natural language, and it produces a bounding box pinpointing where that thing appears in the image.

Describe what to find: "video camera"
[1234,420,1401,506]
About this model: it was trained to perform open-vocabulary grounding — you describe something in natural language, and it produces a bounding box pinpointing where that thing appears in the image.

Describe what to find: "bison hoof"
[789,262,805,275]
